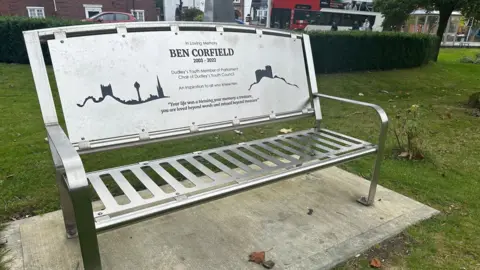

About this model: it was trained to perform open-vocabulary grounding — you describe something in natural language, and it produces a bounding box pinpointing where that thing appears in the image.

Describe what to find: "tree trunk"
[433,6,455,61]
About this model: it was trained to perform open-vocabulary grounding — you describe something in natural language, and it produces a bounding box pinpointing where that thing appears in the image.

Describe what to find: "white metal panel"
[48,30,311,144]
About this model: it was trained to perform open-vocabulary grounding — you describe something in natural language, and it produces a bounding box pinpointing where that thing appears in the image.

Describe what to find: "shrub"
[183,8,204,22]
[0,16,88,64]
[392,104,424,160]
[308,31,438,73]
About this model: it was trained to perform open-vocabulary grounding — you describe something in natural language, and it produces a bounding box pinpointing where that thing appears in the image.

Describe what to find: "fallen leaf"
[279,128,293,134]
[249,251,265,264]
[262,260,275,269]
[370,258,382,268]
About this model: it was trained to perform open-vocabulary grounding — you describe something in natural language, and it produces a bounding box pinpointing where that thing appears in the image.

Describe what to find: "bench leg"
[70,186,102,270]
[357,153,382,206]
[50,141,78,238]
[56,168,78,238]
[358,124,388,206]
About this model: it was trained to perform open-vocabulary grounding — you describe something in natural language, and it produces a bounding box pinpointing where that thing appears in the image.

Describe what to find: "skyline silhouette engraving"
[248,65,299,91]
[77,76,169,108]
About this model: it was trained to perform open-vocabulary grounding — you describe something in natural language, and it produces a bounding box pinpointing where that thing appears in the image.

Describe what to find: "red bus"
[270,0,378,30]
[270,0,320,30]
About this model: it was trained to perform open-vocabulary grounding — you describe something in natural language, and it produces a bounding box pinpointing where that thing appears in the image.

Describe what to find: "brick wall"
[0,0,157,21]
[0,0,54,17]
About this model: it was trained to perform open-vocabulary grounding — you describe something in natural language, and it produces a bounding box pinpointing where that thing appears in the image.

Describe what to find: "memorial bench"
[24,22,388,270]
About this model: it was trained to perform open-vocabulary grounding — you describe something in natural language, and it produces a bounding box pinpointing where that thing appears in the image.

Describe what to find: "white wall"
[164,0,206,21]
[243,0,251,21]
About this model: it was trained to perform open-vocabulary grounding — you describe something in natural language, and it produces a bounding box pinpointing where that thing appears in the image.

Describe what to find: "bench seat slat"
[148,164,190,193]
[268,140,308,158]
[216,151,256,173]
[200,154,243,178]
[88,175,118,210]
[291,135,338,153]
[168,160,209,188]
[320,129,369,145]
[254,143,298,162]
[281,137,328,158]
[315,132,357,147]
[130,167,167,197]
[242,145,285,166]
[109,171,144,204]
[309,135,345,149]
[184,157,229,183]
[230,148,271,170]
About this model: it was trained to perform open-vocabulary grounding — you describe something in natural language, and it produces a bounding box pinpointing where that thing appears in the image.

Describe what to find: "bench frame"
[24,22,388,270]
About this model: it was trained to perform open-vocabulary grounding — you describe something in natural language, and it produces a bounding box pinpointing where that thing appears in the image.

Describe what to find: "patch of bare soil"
[336,232,415,269]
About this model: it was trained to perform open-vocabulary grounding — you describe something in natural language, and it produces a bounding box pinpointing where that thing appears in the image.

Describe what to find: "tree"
[375,0,480,61]
[183,7,204,21]
[374,0,419,31]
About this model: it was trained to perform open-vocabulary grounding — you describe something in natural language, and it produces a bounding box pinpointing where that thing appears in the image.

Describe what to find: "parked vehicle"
[82,12,136,23]
[269,0,383,31]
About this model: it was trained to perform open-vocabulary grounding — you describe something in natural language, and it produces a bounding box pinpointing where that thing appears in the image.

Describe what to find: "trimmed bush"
[308,31,438,73]
[0,16,438,73]
[0,16,88,64]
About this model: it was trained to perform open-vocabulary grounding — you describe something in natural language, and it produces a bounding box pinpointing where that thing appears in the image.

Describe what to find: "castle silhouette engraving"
[248,65,299,91]
[77,76,169,107]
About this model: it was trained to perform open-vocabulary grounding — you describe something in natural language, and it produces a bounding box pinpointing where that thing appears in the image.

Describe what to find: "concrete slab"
[1,167,439,270]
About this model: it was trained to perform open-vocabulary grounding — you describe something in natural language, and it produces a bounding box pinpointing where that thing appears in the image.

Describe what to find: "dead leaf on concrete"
[370,258,382,268]
[279,128,293,134]
[249,251,265,264]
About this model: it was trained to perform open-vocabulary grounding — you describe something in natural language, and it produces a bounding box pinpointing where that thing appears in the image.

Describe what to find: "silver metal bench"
[24,22,388,270]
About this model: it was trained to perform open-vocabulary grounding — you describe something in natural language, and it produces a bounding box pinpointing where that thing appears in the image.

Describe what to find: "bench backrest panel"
[41,24,315,147]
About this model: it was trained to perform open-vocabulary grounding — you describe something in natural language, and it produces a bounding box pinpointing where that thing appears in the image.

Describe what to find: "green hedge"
[308,31,438,73]
[0,16,438,73]
[0,16,89,64]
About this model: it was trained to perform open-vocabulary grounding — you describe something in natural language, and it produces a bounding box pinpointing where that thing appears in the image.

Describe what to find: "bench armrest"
[47,125,88,190]
[314,93,389,205]
[313,93,388,151]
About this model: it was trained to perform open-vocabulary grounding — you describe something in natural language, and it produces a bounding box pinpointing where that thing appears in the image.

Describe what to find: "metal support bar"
[49,140,77,238]
[302,34,322,129]
[46,124,101,269]
[314,93,389,206]
[70,186,102,270]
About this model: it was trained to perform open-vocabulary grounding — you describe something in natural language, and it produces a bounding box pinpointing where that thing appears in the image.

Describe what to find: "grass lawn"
[1,48,480,269]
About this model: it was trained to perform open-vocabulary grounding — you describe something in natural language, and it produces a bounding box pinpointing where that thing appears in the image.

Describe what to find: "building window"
[233,0,241,3]
[27,7,45,18]
[131,10,145,21]
[84,4,102,18]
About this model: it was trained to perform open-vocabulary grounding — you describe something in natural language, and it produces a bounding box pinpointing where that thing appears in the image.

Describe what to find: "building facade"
[0,0,157,21]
